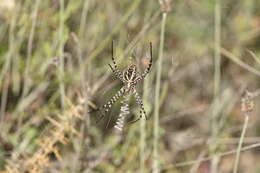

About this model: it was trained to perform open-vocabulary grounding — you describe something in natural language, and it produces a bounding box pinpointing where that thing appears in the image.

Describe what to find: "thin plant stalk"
[140,74,150,172]
[17,0,41,130]
[140,111,146,172]
[153,12,167,173]
[247,50,260,65]
[164,141,260,170]
[221,48,260,77]
[211,0,221,172]
[59,0,65,110]
[233,90,253,173]
[72,1,90,172]
[140,5,153,172]
[213,0,221,98]
[0,4,19,128]
[21,0,40,98]
[78,0,89,99]
[233,115,249,173]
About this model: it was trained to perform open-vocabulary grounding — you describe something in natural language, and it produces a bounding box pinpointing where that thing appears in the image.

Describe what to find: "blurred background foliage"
[0,0,260,172]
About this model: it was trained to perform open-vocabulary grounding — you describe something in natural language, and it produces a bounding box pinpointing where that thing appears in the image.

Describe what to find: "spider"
[95,41,153,124]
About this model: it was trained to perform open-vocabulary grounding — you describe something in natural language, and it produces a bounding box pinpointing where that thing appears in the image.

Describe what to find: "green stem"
[211,0,221,172]
[140,6,154,172]
[0,3,19,128]
[140,75,149,173]
[233,115,249,173]
[153,12,167,173]
[59,0,65,110]
[22,0,40,98]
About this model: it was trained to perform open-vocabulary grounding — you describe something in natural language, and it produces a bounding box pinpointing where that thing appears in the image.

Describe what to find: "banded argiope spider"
[96,41,153,124]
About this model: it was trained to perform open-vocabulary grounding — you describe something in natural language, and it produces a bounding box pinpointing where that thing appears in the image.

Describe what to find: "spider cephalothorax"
[123,65,139,89]
[96,41,153,123]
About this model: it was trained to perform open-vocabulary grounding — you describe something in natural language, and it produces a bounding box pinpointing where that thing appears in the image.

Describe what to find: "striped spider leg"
[135,42,153,84]
[96,41,125,123]
[108,40,124,83]
[96,87,126,123]
[130,87,147,123]
[96,42,153,124]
